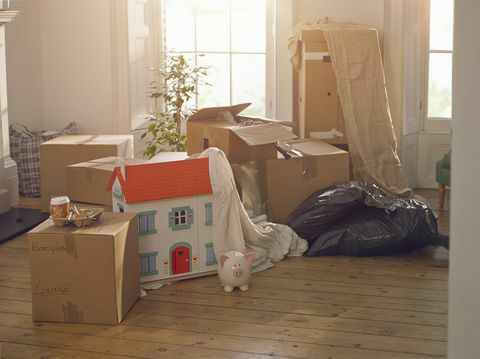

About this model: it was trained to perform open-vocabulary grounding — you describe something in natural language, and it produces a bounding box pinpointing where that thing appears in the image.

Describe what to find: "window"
[169,206,194,230]
[205,243,217,266]
[138,211,157,235]
[426,0,454,126]
[163,0,270,117]
[140,252,158,276]
[204,203,213,226]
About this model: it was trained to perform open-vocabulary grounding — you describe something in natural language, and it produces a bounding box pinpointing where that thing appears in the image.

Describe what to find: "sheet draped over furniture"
[198,148,308,271]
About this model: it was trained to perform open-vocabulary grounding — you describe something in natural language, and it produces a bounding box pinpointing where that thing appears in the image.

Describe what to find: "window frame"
[161,0,275,118]
[424,0,454,132]
[169,206,194,231]
[140,251,159,277]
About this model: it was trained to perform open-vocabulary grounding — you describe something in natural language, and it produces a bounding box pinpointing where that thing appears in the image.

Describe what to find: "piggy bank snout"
[232,266,244,278]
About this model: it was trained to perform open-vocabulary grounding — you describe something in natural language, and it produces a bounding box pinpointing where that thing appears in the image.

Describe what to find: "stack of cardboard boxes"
[187,103,349,223]
[29,73,350,323]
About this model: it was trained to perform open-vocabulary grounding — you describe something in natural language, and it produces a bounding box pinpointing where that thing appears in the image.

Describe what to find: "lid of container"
[50,196,70,205]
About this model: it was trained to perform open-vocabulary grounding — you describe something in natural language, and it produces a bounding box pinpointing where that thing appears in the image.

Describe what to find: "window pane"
[164,0,195,52]
[196,0,229,52]
[231,0,266,53]
[429,0,454,51]
[197,53,230,108]
[232,54,265,116]
[428,53,452,118]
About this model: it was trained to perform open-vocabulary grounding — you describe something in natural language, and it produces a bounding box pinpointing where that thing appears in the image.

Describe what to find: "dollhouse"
[107,157,217,282]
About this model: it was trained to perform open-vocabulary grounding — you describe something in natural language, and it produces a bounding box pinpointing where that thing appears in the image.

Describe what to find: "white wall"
[293,0,384,34]
[6,0,44,130]
[40,0,116,134]
[448,0,480,357]
[6,0,118,134]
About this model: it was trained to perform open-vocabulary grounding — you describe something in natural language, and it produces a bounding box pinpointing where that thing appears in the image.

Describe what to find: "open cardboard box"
[187,103,297,163]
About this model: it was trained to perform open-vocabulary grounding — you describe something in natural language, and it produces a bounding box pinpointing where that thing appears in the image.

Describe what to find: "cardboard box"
[66,157,145,206]
[40,135,134,212]
[297,30,347,144]
[66,153,189,206]
[260,139,349,223]
[27,212,139,324]
[187,103,297,163]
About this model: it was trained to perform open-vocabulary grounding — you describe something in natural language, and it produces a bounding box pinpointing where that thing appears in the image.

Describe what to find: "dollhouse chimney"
[116,158,126,181]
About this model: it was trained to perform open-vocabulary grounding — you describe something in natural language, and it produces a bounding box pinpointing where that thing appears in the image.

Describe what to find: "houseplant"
[142,54,208,158]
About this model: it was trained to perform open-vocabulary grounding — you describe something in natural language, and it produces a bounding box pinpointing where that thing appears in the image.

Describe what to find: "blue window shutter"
[139,215,148,233]
[187,208,193,225]
[168,211,175,228]
[205,243,217,266]
[148,256,156,273]
[147,214,155,232]
[205,203,213,226]
[140,256,149,274]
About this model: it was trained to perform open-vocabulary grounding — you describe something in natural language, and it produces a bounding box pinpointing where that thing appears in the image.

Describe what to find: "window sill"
[172,225,191,231]
[141,270,159,277]
[139,230,158,236]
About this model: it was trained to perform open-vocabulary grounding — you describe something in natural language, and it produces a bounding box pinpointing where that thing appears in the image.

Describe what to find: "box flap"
[42,135,133,146]
[237,116,297,128]
[231,123,297,146]
[189,103,251,122]
[276,139,346,159]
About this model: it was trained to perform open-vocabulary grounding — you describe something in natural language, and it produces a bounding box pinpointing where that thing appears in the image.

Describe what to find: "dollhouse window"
[169,206,193,230]
[140,252,158,276]
[138,210,157,235]
[204,203,213,226]
[205,243,217,266]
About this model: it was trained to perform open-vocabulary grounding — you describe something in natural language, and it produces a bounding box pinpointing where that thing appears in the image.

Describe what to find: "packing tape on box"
[62,300,85,323]
[202,127,219,150]
[63,233,78,259]
[274,142,318,180]
[302,157,318,180]
[76,135,98,144]
[82,160,117,183]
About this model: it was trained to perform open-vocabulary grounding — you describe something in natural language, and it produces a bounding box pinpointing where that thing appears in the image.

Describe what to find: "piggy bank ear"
[220,254,229,268]
[244,252,254,265]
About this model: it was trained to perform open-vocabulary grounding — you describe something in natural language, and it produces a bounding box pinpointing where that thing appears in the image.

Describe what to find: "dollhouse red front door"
[171,245,190,275]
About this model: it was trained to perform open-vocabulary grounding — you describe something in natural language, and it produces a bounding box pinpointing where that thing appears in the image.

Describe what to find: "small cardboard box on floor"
[66,152,188,206]
[27,212,139,324]
[187,103,296,163]
[260,139,349,223]
[40,135,134,212]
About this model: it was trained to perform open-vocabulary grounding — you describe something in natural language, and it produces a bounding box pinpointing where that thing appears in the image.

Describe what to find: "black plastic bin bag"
[286,182,448,257]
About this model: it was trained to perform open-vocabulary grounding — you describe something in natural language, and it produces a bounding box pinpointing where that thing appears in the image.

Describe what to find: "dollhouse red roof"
[107,158,213,204]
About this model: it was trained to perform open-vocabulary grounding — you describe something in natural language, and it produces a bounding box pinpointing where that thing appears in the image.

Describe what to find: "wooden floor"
[0,190,449,358]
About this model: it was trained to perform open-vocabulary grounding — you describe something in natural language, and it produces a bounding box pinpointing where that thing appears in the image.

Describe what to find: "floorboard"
[0,191,449,358]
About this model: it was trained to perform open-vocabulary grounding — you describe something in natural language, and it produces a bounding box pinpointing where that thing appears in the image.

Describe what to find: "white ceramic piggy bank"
[218,251,254,292]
